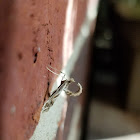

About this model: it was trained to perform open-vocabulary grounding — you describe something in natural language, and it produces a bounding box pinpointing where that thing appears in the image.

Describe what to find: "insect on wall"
[42,65,83,113]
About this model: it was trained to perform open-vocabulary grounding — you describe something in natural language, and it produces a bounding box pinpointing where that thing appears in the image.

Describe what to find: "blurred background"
[75,0,140,139]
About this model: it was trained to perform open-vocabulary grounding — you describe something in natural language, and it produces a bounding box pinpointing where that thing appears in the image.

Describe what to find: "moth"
[42,65,82,113]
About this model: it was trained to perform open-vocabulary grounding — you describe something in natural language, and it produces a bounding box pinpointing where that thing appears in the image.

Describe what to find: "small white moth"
[42,65,82,113]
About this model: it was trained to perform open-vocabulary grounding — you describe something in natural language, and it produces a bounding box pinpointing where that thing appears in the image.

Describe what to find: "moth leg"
[42,100,51,113]
[64,83,82,97]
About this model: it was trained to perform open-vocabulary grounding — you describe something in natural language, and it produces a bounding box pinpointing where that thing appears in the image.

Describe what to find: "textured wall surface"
[0,0,98,139]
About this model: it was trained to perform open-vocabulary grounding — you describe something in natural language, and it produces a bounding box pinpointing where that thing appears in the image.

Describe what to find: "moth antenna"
[47,66,59,76]
[47,65,66,80]
[48,65,65,75]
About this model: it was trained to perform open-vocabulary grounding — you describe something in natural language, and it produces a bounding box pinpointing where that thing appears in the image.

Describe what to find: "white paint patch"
[30,93,66,140]
[43,75,46,78]
[10,105,16,114]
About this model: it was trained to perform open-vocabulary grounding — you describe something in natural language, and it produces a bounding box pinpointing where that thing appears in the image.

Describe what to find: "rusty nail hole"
[18,52,23,60]
[34,53,38,63]
[33,47,40,63]
[30,13,34,18]
[47,82,50,86]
